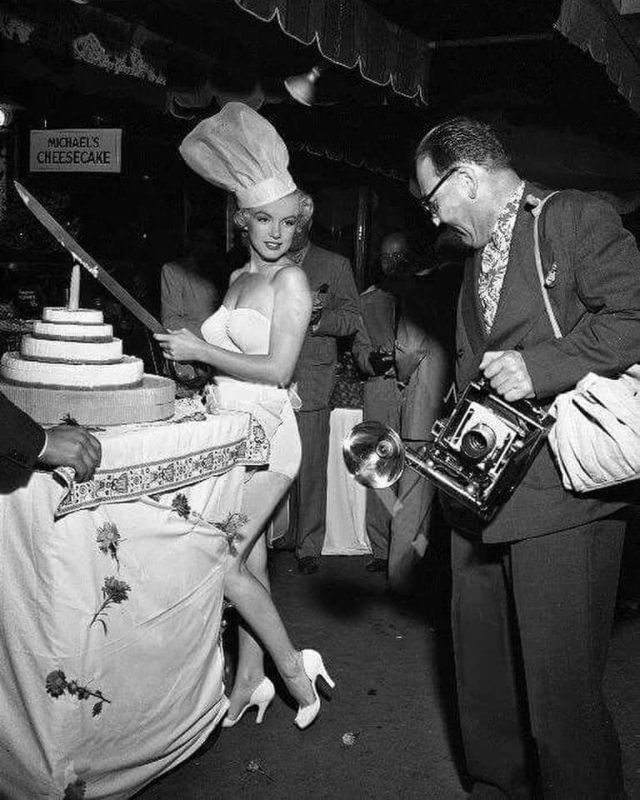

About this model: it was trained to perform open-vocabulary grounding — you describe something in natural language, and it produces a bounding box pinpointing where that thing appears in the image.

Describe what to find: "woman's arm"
[154,266,312,386]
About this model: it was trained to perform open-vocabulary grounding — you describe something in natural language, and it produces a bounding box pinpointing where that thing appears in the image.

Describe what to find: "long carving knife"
[14,180,199,383]
[15,180,166,335]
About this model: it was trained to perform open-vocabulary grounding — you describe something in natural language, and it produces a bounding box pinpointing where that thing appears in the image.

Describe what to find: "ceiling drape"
[234,0,432,103]
[556,0,640,115]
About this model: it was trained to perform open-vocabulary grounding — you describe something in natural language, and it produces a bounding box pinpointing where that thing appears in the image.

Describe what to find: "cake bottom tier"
[0,374,176,426]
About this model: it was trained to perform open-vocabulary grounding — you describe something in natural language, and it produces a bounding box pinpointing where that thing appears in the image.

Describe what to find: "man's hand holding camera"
[480,350,534,402]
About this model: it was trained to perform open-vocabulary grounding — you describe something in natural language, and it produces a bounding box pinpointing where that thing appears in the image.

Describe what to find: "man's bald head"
[381,231,411,256]
[380,231,413,277]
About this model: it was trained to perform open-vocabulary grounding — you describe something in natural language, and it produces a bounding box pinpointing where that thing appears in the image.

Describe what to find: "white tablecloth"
[322,408,370,556]
[0,405,268,800]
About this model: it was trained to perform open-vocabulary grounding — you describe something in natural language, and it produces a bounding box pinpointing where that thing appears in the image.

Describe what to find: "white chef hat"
[179,101,297,208]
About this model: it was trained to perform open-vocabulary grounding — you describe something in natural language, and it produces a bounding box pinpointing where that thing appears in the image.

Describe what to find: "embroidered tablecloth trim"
[55,415,269,517]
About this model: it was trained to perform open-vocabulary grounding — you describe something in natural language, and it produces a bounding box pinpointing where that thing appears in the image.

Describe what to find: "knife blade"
[15,180,166,334]
[14,180,203,385]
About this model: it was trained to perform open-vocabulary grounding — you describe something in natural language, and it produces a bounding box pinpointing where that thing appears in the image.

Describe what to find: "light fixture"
[0,105,14,129]
[284,64,328,107]
[0,100,23,130]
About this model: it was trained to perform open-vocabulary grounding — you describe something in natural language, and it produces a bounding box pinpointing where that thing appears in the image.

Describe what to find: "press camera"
[343,378,554,520]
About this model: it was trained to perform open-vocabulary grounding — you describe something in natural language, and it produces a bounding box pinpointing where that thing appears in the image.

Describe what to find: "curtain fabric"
[556,0,640,115]
[234,0,432,103]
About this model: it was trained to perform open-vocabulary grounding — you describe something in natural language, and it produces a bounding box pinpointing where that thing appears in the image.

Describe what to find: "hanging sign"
[29,129,122,173]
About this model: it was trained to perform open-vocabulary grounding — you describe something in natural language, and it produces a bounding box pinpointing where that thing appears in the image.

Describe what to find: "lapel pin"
[544,263,557,287]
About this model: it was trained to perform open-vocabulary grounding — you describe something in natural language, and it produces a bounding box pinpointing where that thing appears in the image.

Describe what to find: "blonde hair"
[233,189,313,231]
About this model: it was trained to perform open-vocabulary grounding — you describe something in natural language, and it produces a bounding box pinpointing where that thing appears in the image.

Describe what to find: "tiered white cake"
[3,307,143,388]
[0,307,175,425]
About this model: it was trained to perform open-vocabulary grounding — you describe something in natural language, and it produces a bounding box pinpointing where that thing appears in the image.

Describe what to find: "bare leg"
[227,533,268,709]
[226,531,274,717]
[224,470,315,719]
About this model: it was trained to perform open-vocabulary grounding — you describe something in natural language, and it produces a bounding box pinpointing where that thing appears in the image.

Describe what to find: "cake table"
[0,401,269,800]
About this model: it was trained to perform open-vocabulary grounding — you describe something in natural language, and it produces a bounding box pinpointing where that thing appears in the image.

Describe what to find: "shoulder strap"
[528,191,563,340]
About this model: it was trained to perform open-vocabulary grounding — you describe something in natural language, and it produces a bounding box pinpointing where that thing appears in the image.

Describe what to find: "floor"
[135,550,640,800]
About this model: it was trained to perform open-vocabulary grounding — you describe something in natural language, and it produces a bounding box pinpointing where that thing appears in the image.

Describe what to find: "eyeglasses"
[418,168,458,218]
[379,252,410,263]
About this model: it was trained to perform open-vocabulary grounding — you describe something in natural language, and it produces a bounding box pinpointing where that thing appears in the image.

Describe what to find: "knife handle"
[168,360,214,389]
[171,361,196,382]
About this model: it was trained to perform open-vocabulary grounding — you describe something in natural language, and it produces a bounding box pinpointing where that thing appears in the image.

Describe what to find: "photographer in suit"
[285,205,361,574]
[415,117,640,799]
[0,393,101,492]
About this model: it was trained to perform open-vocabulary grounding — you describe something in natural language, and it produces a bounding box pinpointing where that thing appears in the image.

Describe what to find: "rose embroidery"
[46,669,111,717]
[89,576,131,634]
[96,522,122,570]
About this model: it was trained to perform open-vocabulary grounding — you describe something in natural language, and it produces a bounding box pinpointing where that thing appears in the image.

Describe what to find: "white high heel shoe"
[222,677,275,728]
[294,649,335,730]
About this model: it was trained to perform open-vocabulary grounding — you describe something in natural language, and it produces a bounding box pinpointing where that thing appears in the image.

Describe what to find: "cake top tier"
[42,307,104,325]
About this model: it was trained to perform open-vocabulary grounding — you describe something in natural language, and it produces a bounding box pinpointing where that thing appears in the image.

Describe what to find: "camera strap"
[529,191,563,340]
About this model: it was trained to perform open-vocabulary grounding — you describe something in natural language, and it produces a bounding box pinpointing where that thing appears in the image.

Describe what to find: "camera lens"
[460,424,497,461]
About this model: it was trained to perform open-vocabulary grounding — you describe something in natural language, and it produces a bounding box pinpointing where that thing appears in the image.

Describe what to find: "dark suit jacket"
[160,257,219,336]
[293,243,361,411]
[394,274,451,386]
[0,392,46,492]
[352,279,450,387]
[351,284,396,377]
[448,184,640,543]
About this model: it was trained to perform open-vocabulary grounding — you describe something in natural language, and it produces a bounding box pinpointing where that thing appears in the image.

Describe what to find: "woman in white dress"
[155,103,333,730]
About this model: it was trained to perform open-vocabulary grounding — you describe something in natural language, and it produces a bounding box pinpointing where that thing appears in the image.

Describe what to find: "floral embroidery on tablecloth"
[89,576,131,634]
[55,414,269,517]
[170,492,249,556]
[45,670,111,717]
[216,512,249,557]
[96,522,122,570]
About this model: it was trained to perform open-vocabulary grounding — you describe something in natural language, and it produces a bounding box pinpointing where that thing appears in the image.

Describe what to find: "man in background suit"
[285,209,361,574]
[388,241,451,592]
[415,116,640,799]
[0,393,101,492]
[160,225,221,336]
[353,231,451,591]
[352,235,401,573]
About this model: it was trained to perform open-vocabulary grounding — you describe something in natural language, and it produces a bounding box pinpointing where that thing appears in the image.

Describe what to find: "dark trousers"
[289,407,331,559]
[452,517,626,800]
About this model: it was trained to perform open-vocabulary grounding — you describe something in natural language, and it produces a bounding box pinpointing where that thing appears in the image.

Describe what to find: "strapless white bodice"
[199,305,301,481]
[201,305,270,355]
